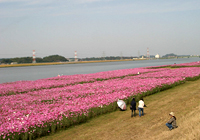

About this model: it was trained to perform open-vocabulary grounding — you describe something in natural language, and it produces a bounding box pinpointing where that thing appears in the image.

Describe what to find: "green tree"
[1,59,12,64]
[42,55,68,62]
[162,53,177,58]
[36,57,43,63]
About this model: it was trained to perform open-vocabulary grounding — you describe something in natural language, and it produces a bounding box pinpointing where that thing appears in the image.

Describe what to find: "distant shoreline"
[1,57,195,68]
[0,59,142,68]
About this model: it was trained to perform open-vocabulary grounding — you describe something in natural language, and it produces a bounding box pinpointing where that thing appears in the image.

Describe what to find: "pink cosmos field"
[0,61,200,140]
[0,68,164,96]
[147,61,200,68]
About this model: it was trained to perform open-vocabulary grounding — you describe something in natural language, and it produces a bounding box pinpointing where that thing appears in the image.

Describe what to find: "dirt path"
[38,79,200,140]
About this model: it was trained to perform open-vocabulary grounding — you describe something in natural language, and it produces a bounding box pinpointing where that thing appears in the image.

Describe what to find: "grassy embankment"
[37,79,200,140]
[0,59,134,68]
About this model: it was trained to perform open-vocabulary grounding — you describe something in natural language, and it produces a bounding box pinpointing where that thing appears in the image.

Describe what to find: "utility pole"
[102,51,106,60]
[138,50,140,58]
[120,51,123,60]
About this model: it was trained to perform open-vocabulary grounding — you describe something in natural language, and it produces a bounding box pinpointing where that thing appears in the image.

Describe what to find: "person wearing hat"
[166,112,178,130]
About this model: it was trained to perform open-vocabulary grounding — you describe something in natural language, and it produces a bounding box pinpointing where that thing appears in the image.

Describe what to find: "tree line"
[0,53,194,64]
[0,55,68,64]
[79,56,135,61]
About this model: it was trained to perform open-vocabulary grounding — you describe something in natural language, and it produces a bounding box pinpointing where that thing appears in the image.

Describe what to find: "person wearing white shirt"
[138,98,146,117]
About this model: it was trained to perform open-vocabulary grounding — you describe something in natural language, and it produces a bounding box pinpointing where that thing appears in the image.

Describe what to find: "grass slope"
[37,79,200,140]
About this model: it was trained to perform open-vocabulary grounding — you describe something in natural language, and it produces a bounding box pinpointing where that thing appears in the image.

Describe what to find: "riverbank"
[1,57,199,68]
[0,59,135,68]
[37,79,200,140]
[1,58,199,84]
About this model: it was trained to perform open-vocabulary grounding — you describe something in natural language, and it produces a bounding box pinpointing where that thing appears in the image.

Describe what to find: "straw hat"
[169,112,175,116]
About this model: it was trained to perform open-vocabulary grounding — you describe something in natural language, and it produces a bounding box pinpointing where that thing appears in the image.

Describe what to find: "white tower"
[147,48,150,59]
[74,51,78,62]
[32,50,36,63]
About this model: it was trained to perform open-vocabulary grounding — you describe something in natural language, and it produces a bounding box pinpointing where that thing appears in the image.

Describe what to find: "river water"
[0,58,199,84]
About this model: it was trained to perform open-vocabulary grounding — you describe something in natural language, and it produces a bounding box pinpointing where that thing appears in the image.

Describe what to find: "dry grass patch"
[37,79,200,140]
[0,59,134,68]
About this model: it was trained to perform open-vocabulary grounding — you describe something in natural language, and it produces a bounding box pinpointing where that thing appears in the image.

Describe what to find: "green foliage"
[1,58,12,64]
[35,58,43,63]
[185,75,200,81]
[43,55,68,62]
[1,57,33,64]
[1,55,68,64]
[41,99,54,104]
[162,53,177,58]
[80,56,134,61]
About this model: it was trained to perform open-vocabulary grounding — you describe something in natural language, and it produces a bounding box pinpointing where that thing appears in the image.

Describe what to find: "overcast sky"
[0,0,200,58]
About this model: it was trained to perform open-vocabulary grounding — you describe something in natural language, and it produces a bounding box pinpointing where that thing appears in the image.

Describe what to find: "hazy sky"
[0,0,200,58]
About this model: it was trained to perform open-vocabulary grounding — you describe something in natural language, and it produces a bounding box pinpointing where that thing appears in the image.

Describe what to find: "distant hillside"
[42,55,68,62]
[162,53,177,58]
